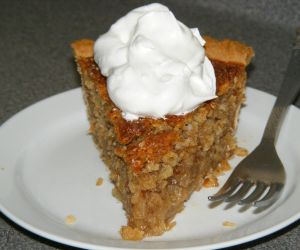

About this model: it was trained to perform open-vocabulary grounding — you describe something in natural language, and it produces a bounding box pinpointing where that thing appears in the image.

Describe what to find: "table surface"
[0,0,299,249]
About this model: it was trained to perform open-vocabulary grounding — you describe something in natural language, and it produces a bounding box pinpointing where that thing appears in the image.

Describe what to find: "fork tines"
[208,179,284,207]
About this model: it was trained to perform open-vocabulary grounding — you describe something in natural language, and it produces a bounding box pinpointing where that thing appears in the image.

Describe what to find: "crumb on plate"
[65,214,76,225]
[234,147,248,157]
[223,220,236,228]
[96,177,104,186]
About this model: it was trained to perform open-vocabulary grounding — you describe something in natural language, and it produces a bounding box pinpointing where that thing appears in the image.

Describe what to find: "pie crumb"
[223,220,236,228]
[96,177,104,186]
[214,160,231,176]
[203,175,219,188]
[65,215,76,225]
[234,147,248,157]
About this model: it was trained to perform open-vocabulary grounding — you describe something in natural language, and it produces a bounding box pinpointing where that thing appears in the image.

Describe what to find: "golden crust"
[204,36,254,65]
[71,39,94,58]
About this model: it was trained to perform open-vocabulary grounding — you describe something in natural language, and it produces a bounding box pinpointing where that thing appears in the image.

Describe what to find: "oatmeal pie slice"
[71,36,254,240]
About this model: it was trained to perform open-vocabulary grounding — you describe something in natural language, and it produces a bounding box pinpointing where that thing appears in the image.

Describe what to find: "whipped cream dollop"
[94,3,216,120]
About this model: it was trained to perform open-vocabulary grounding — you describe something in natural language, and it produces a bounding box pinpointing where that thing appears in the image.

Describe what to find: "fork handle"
[263,29,300,142]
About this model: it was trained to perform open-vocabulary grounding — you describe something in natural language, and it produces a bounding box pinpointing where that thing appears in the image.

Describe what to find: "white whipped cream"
[94,3,216,120]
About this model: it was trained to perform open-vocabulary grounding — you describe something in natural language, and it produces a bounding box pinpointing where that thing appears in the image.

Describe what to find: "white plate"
[0,87,299,250]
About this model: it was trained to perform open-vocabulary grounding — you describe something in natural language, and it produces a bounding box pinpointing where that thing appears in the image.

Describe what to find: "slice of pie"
[71,36,254,240]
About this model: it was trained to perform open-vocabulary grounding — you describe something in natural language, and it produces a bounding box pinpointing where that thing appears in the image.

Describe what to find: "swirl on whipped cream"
[94,3,216,120]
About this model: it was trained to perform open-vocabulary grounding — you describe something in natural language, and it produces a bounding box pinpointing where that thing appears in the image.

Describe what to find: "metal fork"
[208,29,300,208]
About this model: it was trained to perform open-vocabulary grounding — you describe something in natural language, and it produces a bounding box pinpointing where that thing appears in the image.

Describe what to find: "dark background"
[0,0,299,249]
